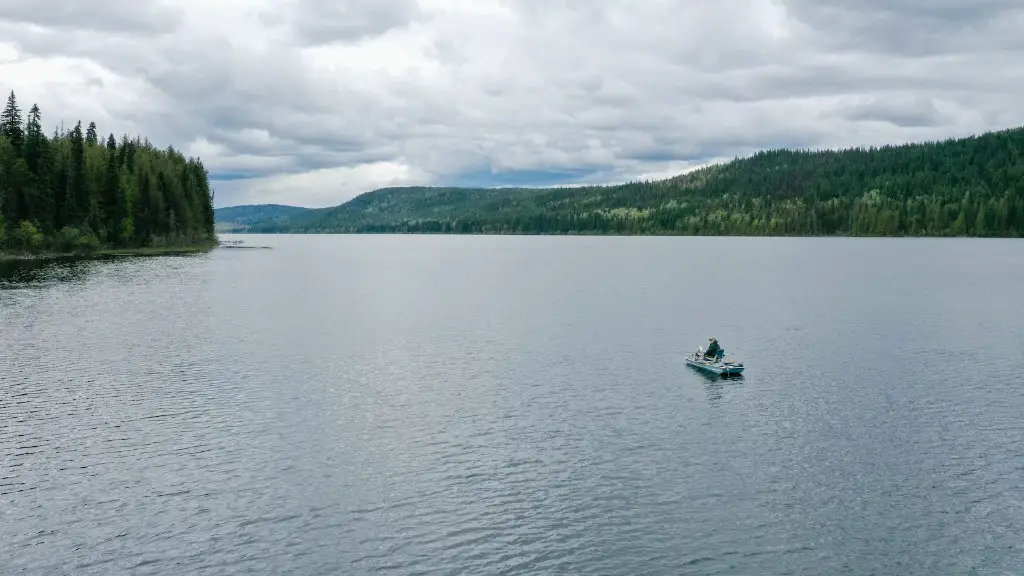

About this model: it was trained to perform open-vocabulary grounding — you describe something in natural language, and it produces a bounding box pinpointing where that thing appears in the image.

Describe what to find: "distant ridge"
[218,126,1024,237]
[214,204,311,232]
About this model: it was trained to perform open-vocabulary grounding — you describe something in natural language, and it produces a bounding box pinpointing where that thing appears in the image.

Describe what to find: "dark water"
[2,235,1023,575]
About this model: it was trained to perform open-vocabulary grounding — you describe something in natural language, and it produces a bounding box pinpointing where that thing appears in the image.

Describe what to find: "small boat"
[685,346,745,376]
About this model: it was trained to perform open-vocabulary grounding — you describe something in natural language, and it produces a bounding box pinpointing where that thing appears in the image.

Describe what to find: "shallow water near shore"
[2,234,1023,574]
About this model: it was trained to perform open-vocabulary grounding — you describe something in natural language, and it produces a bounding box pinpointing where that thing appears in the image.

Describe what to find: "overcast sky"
[2,0,1023,208]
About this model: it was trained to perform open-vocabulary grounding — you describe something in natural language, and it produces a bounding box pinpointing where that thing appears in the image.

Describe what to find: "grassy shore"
[0,240,220,262]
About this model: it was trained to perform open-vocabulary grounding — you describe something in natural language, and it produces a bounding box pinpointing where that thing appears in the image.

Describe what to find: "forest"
[1,90,216,254]
[237,125,1024,237]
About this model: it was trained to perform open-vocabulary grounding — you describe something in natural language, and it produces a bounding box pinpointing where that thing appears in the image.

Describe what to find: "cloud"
[288,0,423,45]
[839,96,944,128]
[212,161,433,208]
[2,0,1023,208]
[783,0,1024,55]
[0,0,183,34]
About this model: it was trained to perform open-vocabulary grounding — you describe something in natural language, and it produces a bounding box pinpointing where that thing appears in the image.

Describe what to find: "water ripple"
[3,237,1024,574]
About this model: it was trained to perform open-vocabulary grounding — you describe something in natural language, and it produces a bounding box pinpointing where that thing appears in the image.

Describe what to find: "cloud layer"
[2,0,1023,207]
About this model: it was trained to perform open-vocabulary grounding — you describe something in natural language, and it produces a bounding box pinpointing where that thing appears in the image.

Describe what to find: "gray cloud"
[782,0,1024,55]
[0,0,182,34]
[2,0,1023,207]
[840,96,943,128]
[287,0,422,44]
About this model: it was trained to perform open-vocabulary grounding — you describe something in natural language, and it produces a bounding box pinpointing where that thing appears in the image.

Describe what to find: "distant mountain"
[214,204,311,232]
[228,126,1024,237]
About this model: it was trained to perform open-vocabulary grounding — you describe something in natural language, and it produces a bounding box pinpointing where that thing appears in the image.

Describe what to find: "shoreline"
[0,241,221,263]
[219,230,1020,239]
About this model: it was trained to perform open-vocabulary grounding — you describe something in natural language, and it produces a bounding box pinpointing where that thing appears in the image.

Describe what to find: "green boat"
[685,346,745,376]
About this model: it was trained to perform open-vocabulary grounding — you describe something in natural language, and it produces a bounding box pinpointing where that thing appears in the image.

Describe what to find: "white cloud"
[2,0,1023,207]
[212,161,434,208]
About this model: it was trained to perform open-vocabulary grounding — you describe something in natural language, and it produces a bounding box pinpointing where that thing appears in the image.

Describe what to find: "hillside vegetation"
[214,204,310,232]
[1,90,216,255]
[240,126,1024,237]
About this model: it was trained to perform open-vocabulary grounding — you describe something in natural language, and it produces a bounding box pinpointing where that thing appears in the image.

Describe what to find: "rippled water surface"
[2,235,1023,574]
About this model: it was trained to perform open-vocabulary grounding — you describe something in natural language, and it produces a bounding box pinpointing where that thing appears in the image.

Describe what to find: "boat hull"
[685,357,745,376]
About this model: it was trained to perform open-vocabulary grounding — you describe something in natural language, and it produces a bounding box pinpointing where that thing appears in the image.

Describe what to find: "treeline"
[0,90,215,253]
[249,126,1024,236]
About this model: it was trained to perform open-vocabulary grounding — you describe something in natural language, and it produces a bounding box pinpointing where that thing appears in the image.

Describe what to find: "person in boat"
[703,337,721,360]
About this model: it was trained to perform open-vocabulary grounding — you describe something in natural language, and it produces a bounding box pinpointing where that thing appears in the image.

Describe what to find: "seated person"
[704,337,720,359]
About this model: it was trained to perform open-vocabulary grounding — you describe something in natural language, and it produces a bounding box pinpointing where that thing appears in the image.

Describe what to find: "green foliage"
[248,126,1024,237]
[120,216,134,245]
[214,204,311,228]
[13,220,44,250]
[0,89,216,254]
[54,226,100,253]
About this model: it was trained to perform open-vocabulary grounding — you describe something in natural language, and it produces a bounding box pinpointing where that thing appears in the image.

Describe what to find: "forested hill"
[244,126,1024,236]
[214,204,310,232]
[1,90,216,254]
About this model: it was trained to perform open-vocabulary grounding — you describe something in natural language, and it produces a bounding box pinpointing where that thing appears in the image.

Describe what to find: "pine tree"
[102,133,120,240]
[974,203,989,237]
[68,121,87,226]
[0,91,23,152]
[22,104,53,230]
[85,122,98,146]
[22,104,44,172]
[136,169,153,244]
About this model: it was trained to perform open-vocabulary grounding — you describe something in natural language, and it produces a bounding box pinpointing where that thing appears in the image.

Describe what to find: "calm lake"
[2,234,1023,574]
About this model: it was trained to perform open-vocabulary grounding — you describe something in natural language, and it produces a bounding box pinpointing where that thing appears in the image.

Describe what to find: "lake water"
[2,234,1023,574]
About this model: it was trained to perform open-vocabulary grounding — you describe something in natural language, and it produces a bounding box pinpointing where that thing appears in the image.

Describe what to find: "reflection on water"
[0,253,211,288]
[0,257,98,287]
[696,373,744,405]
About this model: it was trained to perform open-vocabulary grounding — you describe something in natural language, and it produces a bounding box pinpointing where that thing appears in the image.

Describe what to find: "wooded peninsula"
[1,90,216,257]
[221,125,1024,237]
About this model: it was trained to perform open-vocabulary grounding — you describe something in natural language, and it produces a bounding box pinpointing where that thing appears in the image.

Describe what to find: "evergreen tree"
[68,121,87,226]
[85,121,98,146]
[0,91,23,152]
[22,104,45,172]
[102,133,120,241]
